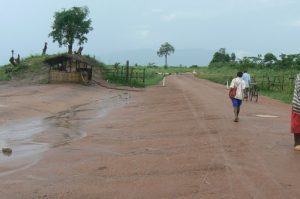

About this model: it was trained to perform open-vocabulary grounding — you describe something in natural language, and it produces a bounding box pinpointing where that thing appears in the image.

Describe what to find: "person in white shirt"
[230,71,246,122]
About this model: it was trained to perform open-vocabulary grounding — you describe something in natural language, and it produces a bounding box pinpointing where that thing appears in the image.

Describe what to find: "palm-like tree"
[157,42,175,68]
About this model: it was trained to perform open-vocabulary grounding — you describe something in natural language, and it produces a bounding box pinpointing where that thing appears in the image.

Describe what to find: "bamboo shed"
[44,54,95,84]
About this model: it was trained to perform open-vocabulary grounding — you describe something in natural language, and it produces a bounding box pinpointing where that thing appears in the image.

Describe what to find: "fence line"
[198,73,296,93]
[102,61,146,86]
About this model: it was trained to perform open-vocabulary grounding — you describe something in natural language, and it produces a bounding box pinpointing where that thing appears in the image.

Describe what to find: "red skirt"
[291,111,300,134]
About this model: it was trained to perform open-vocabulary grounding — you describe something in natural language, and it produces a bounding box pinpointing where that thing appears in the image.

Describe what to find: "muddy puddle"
[0,92,130,175]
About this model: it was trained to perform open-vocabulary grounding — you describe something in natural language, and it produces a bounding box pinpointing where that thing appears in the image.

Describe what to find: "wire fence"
[198,73,296,93]
[102,61,146,87]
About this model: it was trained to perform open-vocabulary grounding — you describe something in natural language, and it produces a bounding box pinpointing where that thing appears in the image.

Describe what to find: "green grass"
[144,74,164,86]
[259,89,293,104]
[103,67,164,88]
[0,54,49,81]
[197,65,297,104]
[150,66,196,74]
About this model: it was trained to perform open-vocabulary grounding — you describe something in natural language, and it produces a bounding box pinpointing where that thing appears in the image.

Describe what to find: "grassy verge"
[103,67,164,88]
[197,66,295,104]
[259,89,293,104]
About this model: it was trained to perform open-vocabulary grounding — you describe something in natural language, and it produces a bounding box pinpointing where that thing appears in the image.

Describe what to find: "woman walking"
[229,72,246,122]
[292,74,300,150]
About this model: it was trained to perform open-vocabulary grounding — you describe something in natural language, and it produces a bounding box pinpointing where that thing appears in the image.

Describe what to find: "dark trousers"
[294,134,300,146]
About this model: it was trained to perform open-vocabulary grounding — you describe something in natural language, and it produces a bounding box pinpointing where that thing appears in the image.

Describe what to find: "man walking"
[230,72,246,122]
[291,74,300,150]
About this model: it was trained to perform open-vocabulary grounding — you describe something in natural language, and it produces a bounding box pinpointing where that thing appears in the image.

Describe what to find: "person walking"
[229,72,246,122]
[291,74,300,150]
[242,70,251,100]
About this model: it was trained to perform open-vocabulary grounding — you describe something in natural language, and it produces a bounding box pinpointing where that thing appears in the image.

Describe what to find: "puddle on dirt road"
[256,114,279,118]
[41,92,130,146]
[0,92,130,176]
[0,118,49,176]
[0,119,48,162]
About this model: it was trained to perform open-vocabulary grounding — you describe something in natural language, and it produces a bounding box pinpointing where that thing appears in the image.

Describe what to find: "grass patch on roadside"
[260,89,293,104]
[103,67,164,88]
[196,65,295,104]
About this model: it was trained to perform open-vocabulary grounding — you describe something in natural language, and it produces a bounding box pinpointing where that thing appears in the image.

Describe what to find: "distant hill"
[98,48,213,67]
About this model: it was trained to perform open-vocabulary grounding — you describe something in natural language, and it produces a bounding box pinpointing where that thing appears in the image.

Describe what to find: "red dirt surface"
[0,75,298,199]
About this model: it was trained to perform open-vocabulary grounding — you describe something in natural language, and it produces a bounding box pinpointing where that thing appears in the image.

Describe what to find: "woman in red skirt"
[292,74,300,150]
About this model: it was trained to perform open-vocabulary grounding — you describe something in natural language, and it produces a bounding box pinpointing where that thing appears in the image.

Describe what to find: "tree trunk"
[68,44,73,54]
[164,54,168,68]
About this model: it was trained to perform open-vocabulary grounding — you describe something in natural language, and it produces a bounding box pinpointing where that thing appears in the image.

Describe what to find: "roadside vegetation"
[0,55,167,88]
[0,55,49,82]
[102,63,203,88]
[197,48,299,104]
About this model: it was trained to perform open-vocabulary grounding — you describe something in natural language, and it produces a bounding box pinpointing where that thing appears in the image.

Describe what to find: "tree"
[230,53,236,62]
[49,6,93,54]
[263,53,277,64]
[210,48,230,64]
[157,42,175,68]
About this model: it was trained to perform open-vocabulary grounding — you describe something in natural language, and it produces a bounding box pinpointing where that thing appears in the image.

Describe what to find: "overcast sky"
[1,0,300,65]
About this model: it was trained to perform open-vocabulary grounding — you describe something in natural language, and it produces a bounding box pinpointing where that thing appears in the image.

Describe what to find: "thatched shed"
[44,54,95,84]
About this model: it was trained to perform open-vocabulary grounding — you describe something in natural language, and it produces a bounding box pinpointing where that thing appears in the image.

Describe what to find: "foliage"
[49,6,93,54]
[190,65,199,68]
[0,54,104,84]
[209,48,300,71]
[210,48,231,64]
[157,42,175,68]
[230,53,236,62]
[196,63,298,104]
[103,65,163,88]
[263,52,277,65]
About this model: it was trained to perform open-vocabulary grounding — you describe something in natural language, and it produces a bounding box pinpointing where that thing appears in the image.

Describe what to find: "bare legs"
[234,107,240,122]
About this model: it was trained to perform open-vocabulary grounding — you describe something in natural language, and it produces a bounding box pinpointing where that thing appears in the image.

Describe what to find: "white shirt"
[230,77,246,100]
[242,73,251,88]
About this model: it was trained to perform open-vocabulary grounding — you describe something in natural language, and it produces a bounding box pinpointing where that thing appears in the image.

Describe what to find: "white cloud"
[136,30,150,39]
[151,8,163,13]
[288,20,300,27]
[234,50,253,59]
[162,13,177,22]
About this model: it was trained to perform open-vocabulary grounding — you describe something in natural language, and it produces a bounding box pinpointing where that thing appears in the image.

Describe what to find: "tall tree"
[49,6,93,54]
[210,48,230,64]
[230,53,236,62]
[263,53,277,65]
[157,42,175,68]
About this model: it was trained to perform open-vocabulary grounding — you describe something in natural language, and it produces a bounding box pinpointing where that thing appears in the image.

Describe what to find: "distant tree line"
[209,48,300,69]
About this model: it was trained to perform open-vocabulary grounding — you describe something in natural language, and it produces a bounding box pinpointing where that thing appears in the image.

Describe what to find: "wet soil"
[0,75,299,199]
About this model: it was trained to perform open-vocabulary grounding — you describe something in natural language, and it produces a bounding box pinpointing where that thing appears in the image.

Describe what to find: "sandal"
[294,145,300,151]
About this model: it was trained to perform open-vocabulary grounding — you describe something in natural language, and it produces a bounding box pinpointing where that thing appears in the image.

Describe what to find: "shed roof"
[44,54,96,66]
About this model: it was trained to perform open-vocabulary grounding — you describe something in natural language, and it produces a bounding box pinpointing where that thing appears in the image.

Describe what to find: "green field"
[196,65,298,104]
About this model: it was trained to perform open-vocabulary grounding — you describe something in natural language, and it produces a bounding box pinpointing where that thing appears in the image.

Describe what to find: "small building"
[44,54,95,84]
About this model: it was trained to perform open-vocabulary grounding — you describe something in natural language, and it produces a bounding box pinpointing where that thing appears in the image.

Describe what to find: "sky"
[1,0,300,66]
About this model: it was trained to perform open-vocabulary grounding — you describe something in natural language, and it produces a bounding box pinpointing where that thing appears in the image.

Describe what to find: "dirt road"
[0,75,298,199]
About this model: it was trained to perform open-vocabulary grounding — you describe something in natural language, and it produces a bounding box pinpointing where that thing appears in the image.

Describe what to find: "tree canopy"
[157,42,175,67]
[263,53,277,64]
[208,48,300,69]
[49,6,93,54]
[210,48,231,64]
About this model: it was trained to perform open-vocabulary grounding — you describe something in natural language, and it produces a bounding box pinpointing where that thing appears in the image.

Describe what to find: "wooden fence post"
[129,68,134,86]
[143,68,146,84]
[281,75,284,91]
[126,60,129,82]
[121,66,124,79]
